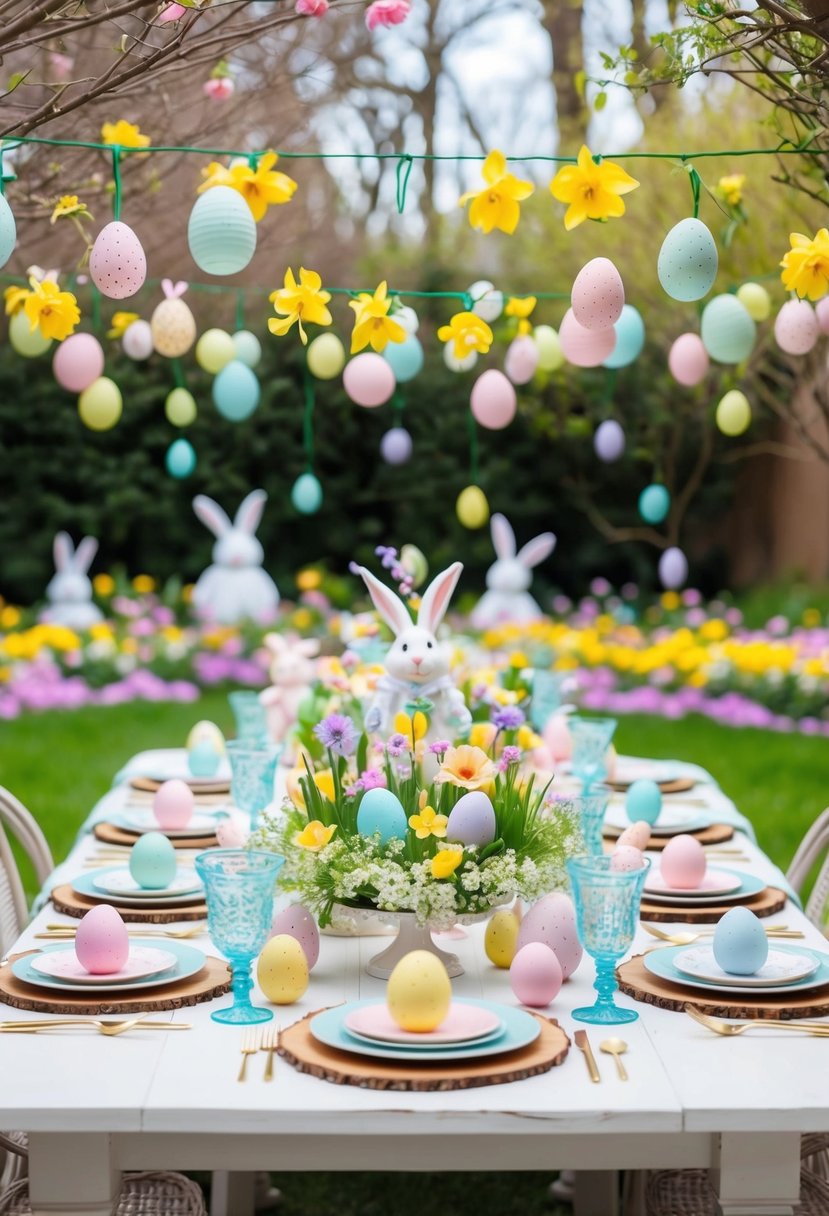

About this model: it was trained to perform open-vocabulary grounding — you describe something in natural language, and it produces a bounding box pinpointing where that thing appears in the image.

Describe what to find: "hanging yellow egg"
[456,485,489,529]
[78,377,123,431]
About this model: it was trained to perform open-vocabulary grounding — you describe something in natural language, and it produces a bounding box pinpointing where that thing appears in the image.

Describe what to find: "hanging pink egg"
[559,308,616,367]
[470,368,517,429]
[774,299,819,356]
[53,333,104,393]
[815,297,829,335]
[571,257,625,331]
[668,333,709,386]
[89,222,147,300]
[504,335,539,385]
[343,353,396,407]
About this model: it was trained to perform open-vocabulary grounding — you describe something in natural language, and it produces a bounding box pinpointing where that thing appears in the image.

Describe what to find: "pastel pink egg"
[215,810,250,849]
[669,333,709,386]
[504,335,539,385]
[343,353,396,407]
[660,834,707,889]
[617,820,651,851]
[89,222,147,300]
[610,844,644,873]
[516,892,583,979]
[53,333,104,393]
[152,778,194,830]
[571,257,625,331]
[510,942,563,1007]
[815,297,829,335]
[542,713,572,762]
[74,904,129,974]
[470,368,517,429]
[271,903,320,969]
[774,299,819,356]
[559,308,616,368]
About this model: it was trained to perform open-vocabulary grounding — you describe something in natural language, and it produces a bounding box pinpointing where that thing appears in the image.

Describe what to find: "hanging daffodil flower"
[268,267,332,345]
[716,174,746,207]
[549,145,639,230]
[349,281,407,353]
[100,120,150,149]
[198,151,297,221]
[505,295,537,335]
[780,229,829,300]
[107,311,140,339]
[23,276,80,340]
[4,284,30,316]
[458,150,535,235]
[437,311,493,359]
[50,195,93,225]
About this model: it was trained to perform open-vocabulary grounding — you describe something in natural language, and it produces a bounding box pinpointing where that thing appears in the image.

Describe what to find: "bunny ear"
[263,632,286,654]
[417,561,463,632]
[193,495,232,538]
[357,567,412,637]
[53,531,74,572]
[74,536,98,574]
[516,533,556,568]
[490,514,516,560]
[234,490,267,535]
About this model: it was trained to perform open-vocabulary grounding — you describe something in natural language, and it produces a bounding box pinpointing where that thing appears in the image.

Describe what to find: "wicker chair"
[0,1171,207,1215]
[787,806,829,929]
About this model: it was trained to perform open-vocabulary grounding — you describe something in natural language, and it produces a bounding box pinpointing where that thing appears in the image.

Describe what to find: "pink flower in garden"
[49,53,74,80]
[360,768,387,790]
[295,0,329,14]
[203,78,234,100]
[365,0,411,31]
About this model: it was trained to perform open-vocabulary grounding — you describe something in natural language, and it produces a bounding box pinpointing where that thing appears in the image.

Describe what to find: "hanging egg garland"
[380,427,413,465]
[668,332,709,387]
[700,294,755,365]
[78,376,122,431]
[471,368,517,429]
[603,305,645,369]
[638,483,670,524]
[89,221,147,300]
[456,484,489,528]
[658,546,688,590]
[533,325,564,372]
[165,436,197,478]
[122,319,153,361]
[444,343,477,372]
[307,332,345,379]
[151,282,196,357]
[657,218,718,302]
[9,309,51,357]
[232,329,262,368]
[0,193,16,268]
[343,352,395,407]
[394,305,419,334]
[195,328,236,374]
[382,333,423,382]
[468,280,503,323]
[594,419,625,463]
[291,472,323,514]
[559,308,616,368]
[716,389,751,436]
[504,334,539,385]
[815,297,829,336]
[736,282,771,322]
[774,299,819,356]
[165,387,197,426]
[571,257,625,331]
[187,185,257,276]
[52,332,104,393]
[212,358,260,420]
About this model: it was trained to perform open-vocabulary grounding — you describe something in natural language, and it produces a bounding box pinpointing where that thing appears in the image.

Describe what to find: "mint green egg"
[0,195,16,268]
[187,186,256,276]
[129,831,177,890]
[700,294,756,364]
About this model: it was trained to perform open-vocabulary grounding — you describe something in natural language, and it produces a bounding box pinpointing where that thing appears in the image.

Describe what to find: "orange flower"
[434,745,496,791]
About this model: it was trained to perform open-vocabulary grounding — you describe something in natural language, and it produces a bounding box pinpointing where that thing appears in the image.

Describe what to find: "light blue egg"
[625,779,662,826]
[638,483,670,525]
[657,218,718,303]
[232,330,262,368]
[165,437,196,479]
[213,359,260,421]
[356,787,408,844]
[700,295,756,364]
[188,739,221,777]
[713,906,769,976]
[291,472,322,515]
[446,791,496,847]
[0,194,16,269]
[383,335,424,383]
[187,186,256,276]
[129,831,177,890]
[603,305,645,369]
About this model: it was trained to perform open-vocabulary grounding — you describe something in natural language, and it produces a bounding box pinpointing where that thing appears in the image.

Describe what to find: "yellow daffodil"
[314,769,336,801]
[549,145,639,231]
[132,575,155,593]
[198,151,297,222]
[434,745,497,791]
[408,805,449,840]
[92,573,115,595]
[431,848,464,879]
[107,311,139,339]
[296,568,322,592]
[294,820,337,850]
[349,281,407,354]
[23,277,80,341]
[4,285,30,316]
[780,229,829,300]
[717,174,745,207]
[0,606,21,628]
[394,710,428,742]
[100,120,150,149]
[436,311,493,360]
[50,195,92,225]
[469,722,497,751]
[517,724,542,750]
[508,650,529,668]
[458,149,535,235]
[505,295,537,335]
[268,267,332,345]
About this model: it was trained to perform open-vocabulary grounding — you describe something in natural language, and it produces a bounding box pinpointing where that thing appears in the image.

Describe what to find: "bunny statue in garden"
[357,561,472,740]
[191,490,279,625]
[260,633,321,746]
[40,532,104,631]
[470,513,556,629]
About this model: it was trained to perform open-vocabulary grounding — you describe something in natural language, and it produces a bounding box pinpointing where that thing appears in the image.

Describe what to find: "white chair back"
[0,821,27,959]
[787,806,829,928]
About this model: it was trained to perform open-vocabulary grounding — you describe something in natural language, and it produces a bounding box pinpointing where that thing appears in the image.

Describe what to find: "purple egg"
[594,419,625,463]
[380,427,413,465]
[659,546,688,589]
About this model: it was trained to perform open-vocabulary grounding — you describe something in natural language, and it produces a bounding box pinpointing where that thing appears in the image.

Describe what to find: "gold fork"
[40,925,206,940]
[262,1024,280,1081]
[237,1027,261,1081]
[0,1018,191,1036]
[642,922,796,947]
[684,1005,829,1037]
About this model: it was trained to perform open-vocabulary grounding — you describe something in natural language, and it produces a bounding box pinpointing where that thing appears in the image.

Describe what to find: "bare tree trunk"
[540,0,587,138]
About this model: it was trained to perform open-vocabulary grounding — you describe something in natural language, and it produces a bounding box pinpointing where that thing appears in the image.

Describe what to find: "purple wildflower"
[498,745,522,771]
[491,706,525,730]
[386,732,408,757]
[360,768,387,790]
[429,739,451,755]
[313,713,358,756]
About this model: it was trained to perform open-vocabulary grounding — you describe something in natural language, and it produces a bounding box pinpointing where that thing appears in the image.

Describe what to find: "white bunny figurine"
[192,490,279,625]
[470,513,556,629]
[40,532,104,630]
[357,561,472,739]
[260,633,320,745]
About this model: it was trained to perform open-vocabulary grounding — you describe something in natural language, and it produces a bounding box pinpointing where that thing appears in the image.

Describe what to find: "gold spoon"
[599,1038,629,1080]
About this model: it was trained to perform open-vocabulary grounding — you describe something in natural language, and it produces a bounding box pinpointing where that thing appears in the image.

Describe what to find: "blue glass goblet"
[567,854,650,1025]
[195,850,283,1025]
[228,690,268,743]
[569,716,617,793]
[226,739,280,831]
[544,785,612,857]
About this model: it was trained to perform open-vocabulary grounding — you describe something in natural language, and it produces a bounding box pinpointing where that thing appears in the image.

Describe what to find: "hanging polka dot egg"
[0,194,16,268]
[571,257,624,331]
[151,280,196,357]
[774,299,819,356]
[657,218,718,302]
[89,221,147,300]
[187,185,256,276]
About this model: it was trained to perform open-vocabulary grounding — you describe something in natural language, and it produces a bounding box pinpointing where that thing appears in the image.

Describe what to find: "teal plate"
[311,999,540,1063]
[643,943,829,997]
[12,939,207,995]
[72,868,206,908]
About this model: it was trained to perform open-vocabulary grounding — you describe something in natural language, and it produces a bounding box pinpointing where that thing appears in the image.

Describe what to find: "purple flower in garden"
[621,583,638,600]
[552,595,572,614]
[590,577,611,598]
[386,733,408,757]
[725,607,743,627]
[313,713,358,756]
[360,768,387,790]
[491,706,525,730]
[375,545,398,570]
[682,589,702,607]
[429,739,451,755]
[498,745,522,771]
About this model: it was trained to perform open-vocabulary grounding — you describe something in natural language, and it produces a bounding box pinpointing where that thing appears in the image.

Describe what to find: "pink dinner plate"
[645,868,743,898]
[29,945,178,986]
[344,1002,503,1046]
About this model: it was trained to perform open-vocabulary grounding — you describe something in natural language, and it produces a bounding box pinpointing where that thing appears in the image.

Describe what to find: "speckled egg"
[271,903,320,970]
[774,299,819,356]
[816,297,829,335]
[445,791,497,847]
[504,335,539,385]
[516,892,583,980]
[712,906,769,976]
[571,258,625,331]
[625,779,662,826]
[215,811,250,849]
[668,333,709,387]
[257,934,309,1005]
[700,294,756,364]
[387,950,451,1032]
[617,820,652,851]
[75,904,130,974]
[129,831,177,890]
[89,222,147,300]
[610,844,645,873]
[152,778,194,830]
[122,319,154,361]
[0,194,16,268]
[510,942,563,1007]
[356,787,408,844]
[559,308,616,367]
[484,908,521,968]
[660,834,707,889]
[657,218,718,302]
[151,296,196,358]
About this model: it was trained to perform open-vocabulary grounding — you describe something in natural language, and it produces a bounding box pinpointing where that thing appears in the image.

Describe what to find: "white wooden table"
[1,764,824,1216]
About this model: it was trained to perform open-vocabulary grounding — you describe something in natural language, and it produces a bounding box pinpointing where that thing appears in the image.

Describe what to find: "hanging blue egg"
[0,194,16,269]
[291,472,322,514]
[187,186,257,276]
[383,335,424,383]
[700,295,756,364]
[638,483,670,524]
[165,437,196,478]
[212,359,260,421]
[603,305,645,369]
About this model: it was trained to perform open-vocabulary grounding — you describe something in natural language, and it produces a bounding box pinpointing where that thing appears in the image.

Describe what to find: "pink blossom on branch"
[158,3,186,24]
[203,78,234,100]
[295,0,329,15]
[365,0,411,31]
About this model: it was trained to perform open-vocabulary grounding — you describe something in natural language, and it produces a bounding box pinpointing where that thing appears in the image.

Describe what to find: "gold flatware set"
[37,923,206,941]
[0,1018,191,1036]
[641,922,802,948]
[238,1026,280,1081]
[684,1005,829,1038]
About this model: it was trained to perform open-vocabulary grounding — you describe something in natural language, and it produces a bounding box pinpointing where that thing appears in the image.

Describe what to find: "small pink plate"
[344,1002,503,1047]
[30,946,178,986]
[645,868,742,898]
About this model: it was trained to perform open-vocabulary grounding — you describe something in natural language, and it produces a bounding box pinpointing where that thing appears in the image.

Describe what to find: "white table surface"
[1,756,825,1216]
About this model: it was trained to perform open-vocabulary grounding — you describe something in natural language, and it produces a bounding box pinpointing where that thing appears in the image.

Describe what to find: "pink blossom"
[49,53,74,81]
[295,0,329,14]
[365,0,411,31]
[203,78,234,100]
[158,3,186,23]
[360,768,387,790]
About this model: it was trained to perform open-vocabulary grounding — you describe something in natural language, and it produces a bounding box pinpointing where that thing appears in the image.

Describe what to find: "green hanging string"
[90,284,101,331]
[601,368,617,410]
[467,411,480,484]
[391,389,405,424]
[171,358,186,389]
[688,166,702,219]
[302,369,315,473]
[395,155,413,214]
[235,290,245,331]
[111,147,122,222]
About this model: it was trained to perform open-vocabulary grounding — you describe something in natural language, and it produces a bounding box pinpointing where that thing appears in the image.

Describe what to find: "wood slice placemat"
[94,823,218,850]
[639,885,786,924]
[0,953,230,1015]
[603,822,735,850]
[608,777,697,795]
[129,776,230,795]
[51,883,208,924]
[617,953,829,1019]
[278,1009,569,1092]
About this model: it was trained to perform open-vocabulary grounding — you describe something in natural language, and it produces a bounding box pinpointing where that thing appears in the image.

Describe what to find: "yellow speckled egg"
[151,297,196,358]
[256,934,309,1006]
[386,950,451,1032]
[484,909,520,968]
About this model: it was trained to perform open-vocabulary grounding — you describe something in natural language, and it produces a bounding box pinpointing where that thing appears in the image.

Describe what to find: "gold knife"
[574,1029,601,1082]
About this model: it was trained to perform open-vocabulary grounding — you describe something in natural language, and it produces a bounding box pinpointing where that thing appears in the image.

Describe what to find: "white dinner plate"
[644,868,743,899]
[30,945,178,986]
[91,868,203,899]
[344,1003,503,1047]
[674,946,819,988]
[612,761,683,787]
[12,940,207,994]
[641,869,766,907]
[644,944,829,997]
[604,803,709,837]
[116,809,219,837]
[72,869,206,908]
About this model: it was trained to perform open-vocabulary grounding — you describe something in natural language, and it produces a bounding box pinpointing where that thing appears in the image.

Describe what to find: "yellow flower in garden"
[409,805,448,840]
[469,722,497,751]
[182,584,194,603]
[549,145,640,231]
[394,710,428,742]
[23,278,80,341]
[4,285,29,316]
[313,769,335,801]
[121,638,138,654]
[132,575,155,594]
[349,281,407,354]
[505,295,537,335]
[0,667,9,683]
[517,724,542,750]
[717,174,745,207]
[780,229,829,300]
[50,195,93,225]
[431,848,464,879]
[700,619,727,642]
[803,608,821,627]
[294,820,337,850]
[101,120,150,149]
[437,311,493,360]
[661,592,681,611]
[458,150,535,235]
[268,267,332,345]
[162,626,184,642]
[0,606,21,628]
[292,608,313,631]
[296,568,322,592]
[89,623,114,641]
[106,312,139,340]
[435,745,496,791]
[198,151,297,222]
[508,650,530,669]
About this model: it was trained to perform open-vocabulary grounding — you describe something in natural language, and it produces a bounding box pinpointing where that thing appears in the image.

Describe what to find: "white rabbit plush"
[260,633,320,745]
[470,514,556,629]
[357,561,472,740]
[192,490,279,625]
[40,532,104,631]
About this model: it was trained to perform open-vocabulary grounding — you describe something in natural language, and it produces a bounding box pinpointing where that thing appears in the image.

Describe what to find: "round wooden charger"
[0,952,230,1015]
[129,776,230,795]
[639,885,786,924]
[51,883,208,924]
[603,822,735,851]
[608,777,696,795]
[617,953,829,1020]
[278,1009,569,1092]
[94,823,218,850]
